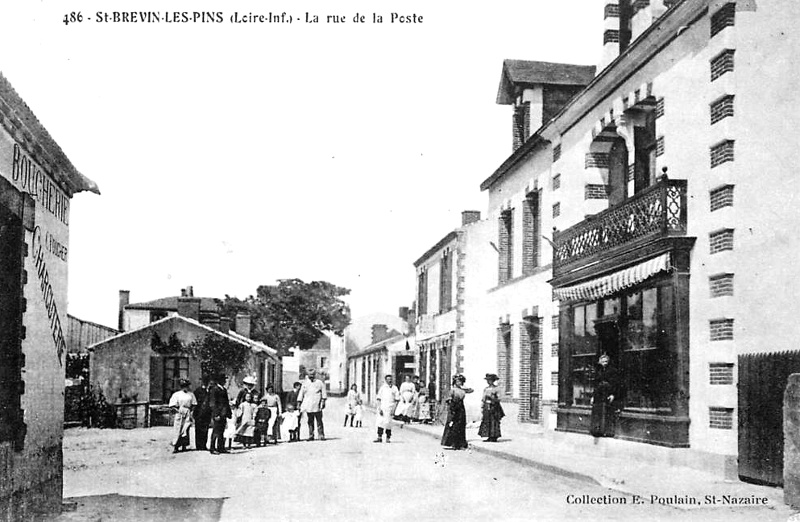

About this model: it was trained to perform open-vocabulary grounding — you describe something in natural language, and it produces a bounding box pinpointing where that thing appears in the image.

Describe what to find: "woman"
[441,374,472,450]
[478,373,504,442]
[262,385,282,443]
[396,375,416,423]
[344,384,360,427]
[590,353,618,437]
[168,379,197,453]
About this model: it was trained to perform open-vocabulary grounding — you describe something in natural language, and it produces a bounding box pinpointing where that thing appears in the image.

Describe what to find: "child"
[280,403,300,442]
[223,399,237,451]
[353,399,364,428]
[235,393,256,448]
[254,398,271,447]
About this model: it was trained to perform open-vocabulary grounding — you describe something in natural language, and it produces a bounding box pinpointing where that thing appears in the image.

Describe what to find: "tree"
[187,334,249,379]
[222,278,351,354]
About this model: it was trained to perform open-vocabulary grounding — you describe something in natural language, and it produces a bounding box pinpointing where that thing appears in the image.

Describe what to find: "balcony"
[552,175,688,281]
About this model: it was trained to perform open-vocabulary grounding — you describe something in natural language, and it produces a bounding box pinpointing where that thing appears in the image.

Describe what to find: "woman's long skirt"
[173,410,192,449]
[478,403,504,440]
[441,401,468,449]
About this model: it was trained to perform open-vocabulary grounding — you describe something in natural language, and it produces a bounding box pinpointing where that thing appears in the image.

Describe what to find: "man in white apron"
[374,375,399,443]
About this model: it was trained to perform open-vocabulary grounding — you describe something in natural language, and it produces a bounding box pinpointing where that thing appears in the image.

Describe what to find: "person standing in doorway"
[590,353,618,437]
[298,369,327,441]
[374,375,399,443]
[208,374,232,454]
[193,376,211,451]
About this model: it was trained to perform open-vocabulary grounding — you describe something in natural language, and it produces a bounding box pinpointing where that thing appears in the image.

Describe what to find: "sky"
[0,0,602,329]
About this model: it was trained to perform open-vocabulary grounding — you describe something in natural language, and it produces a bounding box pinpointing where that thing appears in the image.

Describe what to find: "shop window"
[163,356,189,402]
[569,303,598,406]
[564,282,676,411]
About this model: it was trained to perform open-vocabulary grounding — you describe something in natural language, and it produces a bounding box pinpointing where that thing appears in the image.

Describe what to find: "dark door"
[738,350,800,485]
[527,319,541,421]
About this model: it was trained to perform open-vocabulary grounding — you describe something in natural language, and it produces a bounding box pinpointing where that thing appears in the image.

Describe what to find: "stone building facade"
[0,74,99,518]
[470,0,800,478]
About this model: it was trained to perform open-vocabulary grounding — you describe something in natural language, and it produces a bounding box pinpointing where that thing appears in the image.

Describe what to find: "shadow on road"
[55,493,225,522]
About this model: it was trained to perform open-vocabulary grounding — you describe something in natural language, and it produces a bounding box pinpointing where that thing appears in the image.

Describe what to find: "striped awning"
[553,253,671,302]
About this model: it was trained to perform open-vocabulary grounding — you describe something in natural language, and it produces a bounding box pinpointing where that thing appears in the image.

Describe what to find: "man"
[193,375,212,450]
[235,375,258,407]
[207,373,232,454]
[374,374,399,443]
[298,369,327,441]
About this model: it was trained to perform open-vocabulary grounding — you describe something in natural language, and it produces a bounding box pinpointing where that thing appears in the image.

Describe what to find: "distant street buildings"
[0,73,99,518]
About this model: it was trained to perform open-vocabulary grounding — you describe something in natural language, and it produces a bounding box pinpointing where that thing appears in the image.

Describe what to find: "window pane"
[585,303,598,337]
[571,354,594,406]
[573,306,585,337]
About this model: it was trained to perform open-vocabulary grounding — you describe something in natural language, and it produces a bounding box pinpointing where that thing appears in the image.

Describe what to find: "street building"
[89,288,280,427]
[413,0,800,484]
[282,332,347,395]
[346,311,415,407]
[0,73,99,518]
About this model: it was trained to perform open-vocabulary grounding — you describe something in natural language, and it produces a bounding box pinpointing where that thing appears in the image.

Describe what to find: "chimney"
[177,297,201,322]
[235,313,252,339]
[398,307,409,321]
[406,309,416,327]
[180,288,187,298]
[186,285,194,297]
[371,324,389,344]
[220,317,232,333]
[461,211,481,226]
[118,290,130,331]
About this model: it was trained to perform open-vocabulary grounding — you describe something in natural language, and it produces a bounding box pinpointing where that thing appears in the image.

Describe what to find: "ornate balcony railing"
[553,175,687,276]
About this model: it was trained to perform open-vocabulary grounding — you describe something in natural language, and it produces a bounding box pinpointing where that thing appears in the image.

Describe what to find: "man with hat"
[236,375,259,408]
[207,373,232,454]
[193,375,212,451]
[298,368,327,441]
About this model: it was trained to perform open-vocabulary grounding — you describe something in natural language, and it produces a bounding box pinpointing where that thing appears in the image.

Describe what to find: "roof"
[496,60,596,105]
[483,1,695,191]
[0,73,99,196]
[125,296,221,312]
[413,231,458,268]
[88,315,278,361]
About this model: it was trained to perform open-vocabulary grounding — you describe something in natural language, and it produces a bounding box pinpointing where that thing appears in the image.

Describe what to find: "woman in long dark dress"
[478,373,504,442]
[590,353,617,437]
[441,374,472,450]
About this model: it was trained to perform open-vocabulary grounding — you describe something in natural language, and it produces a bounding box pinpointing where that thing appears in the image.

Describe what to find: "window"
[709,229,734,254]
[150,310,168,322]
[710,3,735,38]
[633,111,657,193]
[439,250,453,313]
[564,282,676,411]
[522,191,541,275]
[498,210,514,284]
[319,357,327,368]
[497,325,513,396]
[710,49,735,82]
[417,269,428,315]
[710,140,735,168]
[163,356,189,402]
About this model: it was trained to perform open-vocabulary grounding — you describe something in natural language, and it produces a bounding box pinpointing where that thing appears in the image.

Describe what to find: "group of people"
[167,368,329,454]
[440,373,505,450]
